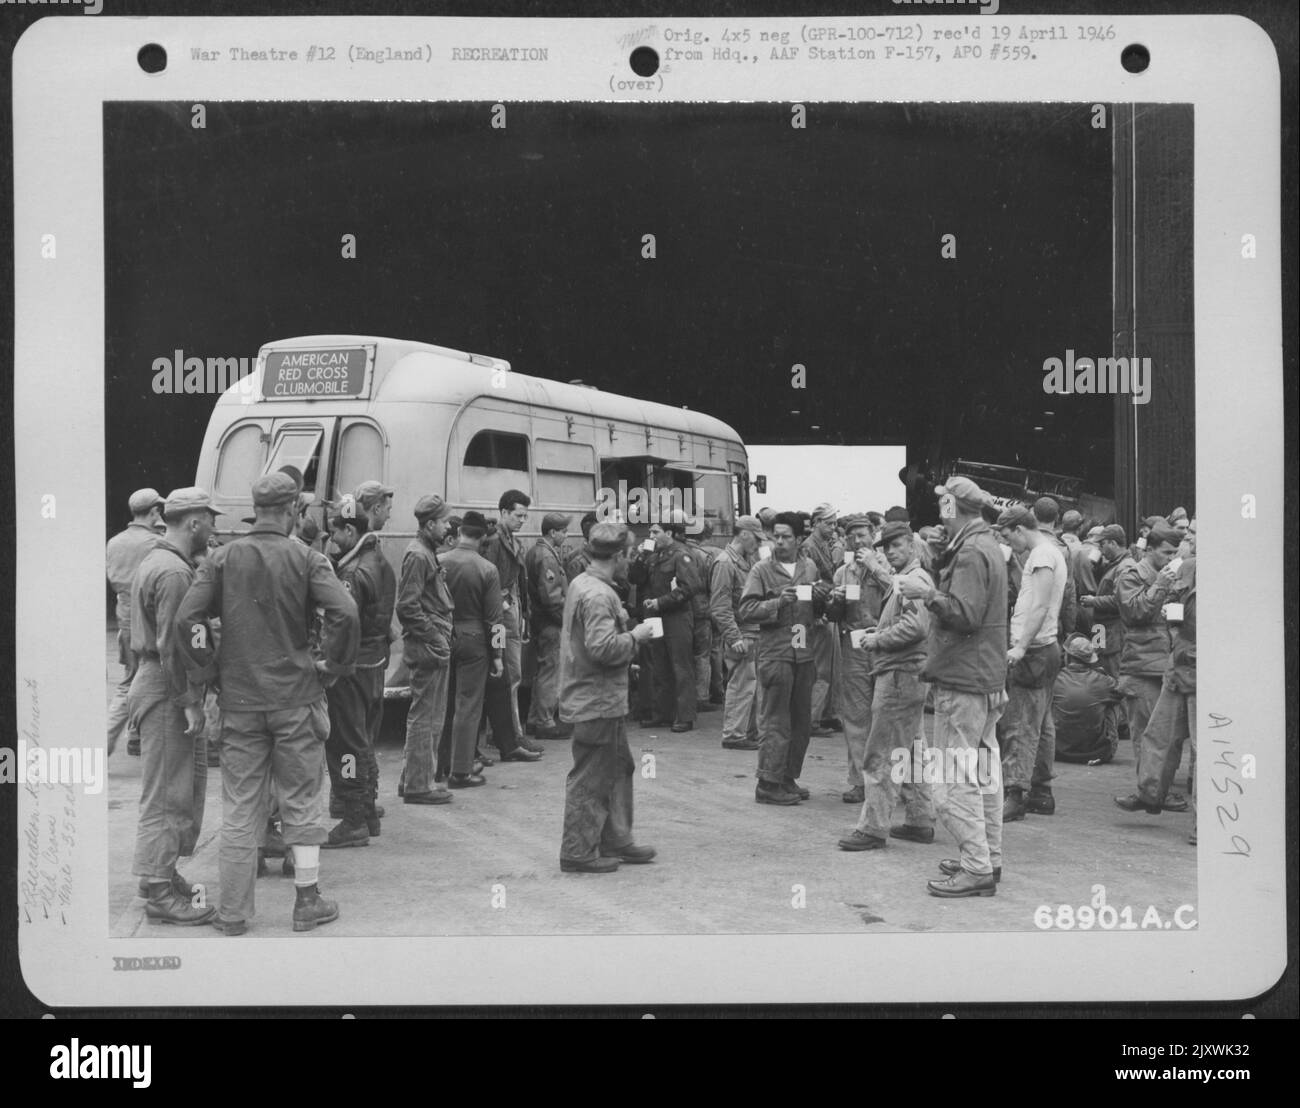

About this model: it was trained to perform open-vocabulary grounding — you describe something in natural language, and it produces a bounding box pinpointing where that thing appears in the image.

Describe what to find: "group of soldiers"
[589,480,1197,898]
[107,465,1198,929]
[105,471,666,928]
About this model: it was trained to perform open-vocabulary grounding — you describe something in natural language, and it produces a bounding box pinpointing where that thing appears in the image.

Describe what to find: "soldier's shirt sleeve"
[709,557,742,647]
[484,564,505,645]
[738,564,781,626]
[874,577,931,651]
[1115,564,1167,625]
[583,590,637,668]
[926,547,991,634]
[156,566,205,707]
[310,549,360,677]
[350,561,377,615]
[396,550,435,643]
[175,554,222,685]
[659,546,700,611]
[544,552,567,617]
[511,540,531,622]
[1090,568,1123,617]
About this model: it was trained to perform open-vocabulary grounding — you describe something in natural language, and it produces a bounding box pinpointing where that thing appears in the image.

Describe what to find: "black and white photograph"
[99,96,1198,940]
[6,9,1290,1017]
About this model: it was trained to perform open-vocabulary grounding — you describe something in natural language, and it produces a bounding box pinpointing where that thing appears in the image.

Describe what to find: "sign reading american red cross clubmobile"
[261,346,373,400]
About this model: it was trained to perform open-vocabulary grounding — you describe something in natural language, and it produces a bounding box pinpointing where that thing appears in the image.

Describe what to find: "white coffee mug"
[849,628,869,649]
[1164,602,1184,623]
[641,539,655,553]
[795,584,813,601]
[644,617,664,639]
[845,584,861,600]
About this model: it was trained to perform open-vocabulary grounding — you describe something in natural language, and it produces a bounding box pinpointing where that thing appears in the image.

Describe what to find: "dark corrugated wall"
[1113,104,1196,535]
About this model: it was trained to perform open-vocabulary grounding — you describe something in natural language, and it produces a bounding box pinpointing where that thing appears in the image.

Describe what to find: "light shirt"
[776,560,797,577]
[1010,539,1067,647]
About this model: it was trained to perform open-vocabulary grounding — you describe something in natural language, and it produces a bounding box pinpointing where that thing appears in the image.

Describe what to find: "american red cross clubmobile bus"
[194,334,754,699]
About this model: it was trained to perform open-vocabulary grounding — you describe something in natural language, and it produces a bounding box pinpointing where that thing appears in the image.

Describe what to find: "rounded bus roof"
[231,334,745,447]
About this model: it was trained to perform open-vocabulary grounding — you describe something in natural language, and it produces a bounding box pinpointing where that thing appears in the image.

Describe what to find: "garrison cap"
[996,505,1038,531]
[251,472,300,508]
[163,487,217,519]
[1100,524,1127,545]
[354,480,395,508]
[1064,634,1098,663]
[541,512,571,534]
[413,494,450,523]
[874,520,913,548]
[587,522,627,557]
[128,488,165,514]
[934,476,993,511]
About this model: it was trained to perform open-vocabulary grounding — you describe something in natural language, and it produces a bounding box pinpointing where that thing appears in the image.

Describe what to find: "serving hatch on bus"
[261,345,374,401]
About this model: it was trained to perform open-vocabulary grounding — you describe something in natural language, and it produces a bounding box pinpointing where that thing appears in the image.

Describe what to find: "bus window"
[336,421,385,500]
[695,471,732,530]
[215,423,268,498]
[537,470,596,505]
[535,439,596,506]
[267,426,324,493]
[463,429,530,501]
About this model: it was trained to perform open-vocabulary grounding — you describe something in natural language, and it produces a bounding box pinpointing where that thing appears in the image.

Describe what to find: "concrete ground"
[107,633,1195,939]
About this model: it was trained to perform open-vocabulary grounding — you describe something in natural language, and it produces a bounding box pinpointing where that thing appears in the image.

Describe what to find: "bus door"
[263,417,338,533]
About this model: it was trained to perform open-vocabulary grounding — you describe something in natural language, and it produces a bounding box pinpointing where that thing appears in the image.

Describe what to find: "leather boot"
[1003,786,1027,822]
[137,872,196,899]
[927,870,997,898]
[144,882,216,926]
[323,799,370,849]
[1026,787,1055,815]
[292,884,340,932]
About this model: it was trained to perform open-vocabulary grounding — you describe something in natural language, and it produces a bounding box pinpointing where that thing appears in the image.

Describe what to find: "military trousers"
[559,717,635,864]
[930,686,1006,878]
